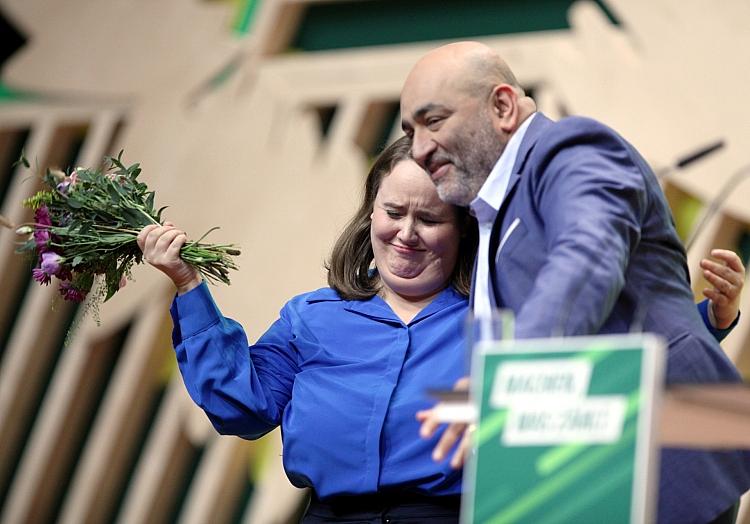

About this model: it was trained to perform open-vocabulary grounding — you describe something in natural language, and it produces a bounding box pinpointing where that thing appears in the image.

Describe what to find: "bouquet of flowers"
[4,152,240,308]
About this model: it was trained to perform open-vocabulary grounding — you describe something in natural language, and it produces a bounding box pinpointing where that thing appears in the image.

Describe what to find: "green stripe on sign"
[477,410,508,447]
[535,459,633,524]
[485,423,637,524]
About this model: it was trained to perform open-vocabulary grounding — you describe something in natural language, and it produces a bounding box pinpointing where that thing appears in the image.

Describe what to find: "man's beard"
[435,117,504,206]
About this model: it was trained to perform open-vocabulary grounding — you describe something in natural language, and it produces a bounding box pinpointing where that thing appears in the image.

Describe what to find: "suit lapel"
[487,180,519,308]
[487,113,553,307]
[511,112,552,174]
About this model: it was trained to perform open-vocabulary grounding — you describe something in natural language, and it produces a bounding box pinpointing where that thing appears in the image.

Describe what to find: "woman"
[139,137,743,522]
[139,137,476,522]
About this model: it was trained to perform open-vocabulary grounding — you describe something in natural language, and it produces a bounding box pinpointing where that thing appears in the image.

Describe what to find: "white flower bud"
[48,169,66,182]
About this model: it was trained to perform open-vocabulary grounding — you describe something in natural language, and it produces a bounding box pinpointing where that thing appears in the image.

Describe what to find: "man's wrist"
[709,300,739,330]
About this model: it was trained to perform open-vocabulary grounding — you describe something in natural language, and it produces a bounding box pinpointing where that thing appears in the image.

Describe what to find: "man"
[401,41,750,523]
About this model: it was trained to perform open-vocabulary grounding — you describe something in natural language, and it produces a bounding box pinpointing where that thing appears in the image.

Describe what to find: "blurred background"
[0,1,749,522]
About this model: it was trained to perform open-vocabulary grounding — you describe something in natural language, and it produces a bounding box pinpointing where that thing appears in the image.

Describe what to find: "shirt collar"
[471,112,537,215]
[341,286,466,325]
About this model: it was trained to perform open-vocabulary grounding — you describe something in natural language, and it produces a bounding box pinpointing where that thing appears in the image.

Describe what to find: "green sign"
[462,334,665,524]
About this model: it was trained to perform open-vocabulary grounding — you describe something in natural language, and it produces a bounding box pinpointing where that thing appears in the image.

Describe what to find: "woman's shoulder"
[278,287,362,325]
[283,287,344,309]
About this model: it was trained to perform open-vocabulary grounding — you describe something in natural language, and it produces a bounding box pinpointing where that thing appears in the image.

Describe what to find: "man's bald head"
[400,42,536,207]
[405,41,524,101]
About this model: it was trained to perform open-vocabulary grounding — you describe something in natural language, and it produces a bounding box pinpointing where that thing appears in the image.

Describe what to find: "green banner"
[463,334,664,524]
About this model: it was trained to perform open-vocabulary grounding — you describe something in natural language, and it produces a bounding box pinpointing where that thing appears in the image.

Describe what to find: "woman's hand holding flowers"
[5,153,240,311]
[138,222,202,295]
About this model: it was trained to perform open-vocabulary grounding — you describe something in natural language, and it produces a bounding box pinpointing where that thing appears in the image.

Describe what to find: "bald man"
[401,42,750,524]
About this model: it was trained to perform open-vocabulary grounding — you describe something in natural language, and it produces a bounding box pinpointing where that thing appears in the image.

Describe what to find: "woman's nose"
[397,219,419,244]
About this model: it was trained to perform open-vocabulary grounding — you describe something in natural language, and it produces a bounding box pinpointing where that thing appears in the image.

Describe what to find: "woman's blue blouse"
[170,282,468,498]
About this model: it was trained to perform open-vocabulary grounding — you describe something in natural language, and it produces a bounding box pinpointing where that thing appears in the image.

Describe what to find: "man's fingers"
[432,422,467,461]
[449,423,476,469]
[417,409,441,439]
[454,376,470,390]
[700,259,738,286]
[700,256,743,300]
[703,288,726,306]
[710,249,745,273]
[702,269,733,296]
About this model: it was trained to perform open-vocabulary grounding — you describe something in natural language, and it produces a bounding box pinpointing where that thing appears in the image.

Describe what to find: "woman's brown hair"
[327,135,478,299]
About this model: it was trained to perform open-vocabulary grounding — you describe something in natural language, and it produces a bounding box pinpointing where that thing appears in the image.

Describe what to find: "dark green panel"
[736,230,750,269]
[0,8,26,65]
[292,0,618,52]
[0,8,32,103]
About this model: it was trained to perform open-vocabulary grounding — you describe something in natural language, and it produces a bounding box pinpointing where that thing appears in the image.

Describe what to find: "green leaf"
[128,163,141,179]
[104,264,126,302]
[156,206,168,222]
[72,255,84,266]
[109,153,126,172]
[106,184,122,203]
[121,208,145,227]
[145,191,155,212]
[105,278,118,301]
[67,197,83,209]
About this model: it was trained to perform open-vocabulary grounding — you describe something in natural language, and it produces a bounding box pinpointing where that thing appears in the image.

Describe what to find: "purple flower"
[40,251,64,277]
[35,206,51,226]
[33,206,53,251]
[59,280,87,302]
[32,268,51,285]
[56,172,78,193]
[34,228,51,251]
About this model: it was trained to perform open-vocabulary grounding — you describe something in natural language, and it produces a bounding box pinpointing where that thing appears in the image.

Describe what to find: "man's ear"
[489,84,519,134]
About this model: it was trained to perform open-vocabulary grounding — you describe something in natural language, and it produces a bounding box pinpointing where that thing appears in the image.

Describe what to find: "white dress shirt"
[469,113,536,319]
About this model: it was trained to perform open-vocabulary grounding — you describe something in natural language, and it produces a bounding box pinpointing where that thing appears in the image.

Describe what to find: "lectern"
[463,334,664,523]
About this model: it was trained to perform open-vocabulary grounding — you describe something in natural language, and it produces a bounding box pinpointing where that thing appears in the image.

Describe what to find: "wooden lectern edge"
[660,384,750,449]
[427,384,750,449]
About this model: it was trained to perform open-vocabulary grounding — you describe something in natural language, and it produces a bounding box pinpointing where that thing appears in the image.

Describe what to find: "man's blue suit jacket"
[481,113,750,523]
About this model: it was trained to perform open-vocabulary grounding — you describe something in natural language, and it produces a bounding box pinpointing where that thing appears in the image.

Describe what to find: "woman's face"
[370,159,461,302]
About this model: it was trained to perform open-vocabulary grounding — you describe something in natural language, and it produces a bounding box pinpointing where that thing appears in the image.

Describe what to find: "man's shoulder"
[542,114,619,139]
[524,113,627,160]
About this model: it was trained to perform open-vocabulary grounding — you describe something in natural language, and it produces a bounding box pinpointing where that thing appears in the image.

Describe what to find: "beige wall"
[0,0,748,522]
